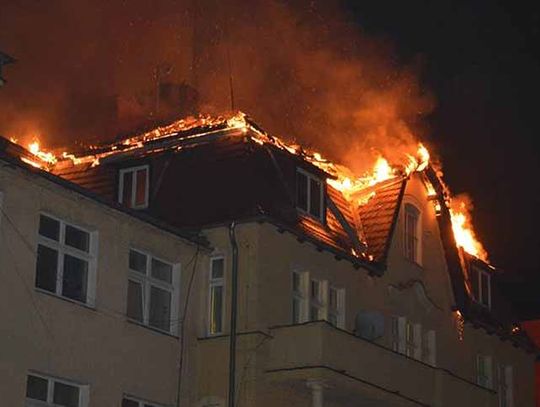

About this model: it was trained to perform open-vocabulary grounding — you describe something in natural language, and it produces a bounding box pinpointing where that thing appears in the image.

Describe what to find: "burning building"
[0,112,537,406]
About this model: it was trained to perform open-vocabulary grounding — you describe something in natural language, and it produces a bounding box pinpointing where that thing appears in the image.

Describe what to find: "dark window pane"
[62,254,88,302]
[309,178,321,218]
[292,273,300,293]
[151,258,172,283]
[211,258,224,279]
[65,225,89,252]
[127,280,144,322]
[149,286,171,332]
[210,285,223,334]
[292,297,300,323]
[129,250,147,274]
[122,398,139,407]
[481,273,490,306]
[39,215,60,241]
[135,168,148,207]
[36,244,58,293]
[53,381,79,407]
[470,267,480,301]
[26,375,48,401]
[296,171,308,211]
[121,171,133,207]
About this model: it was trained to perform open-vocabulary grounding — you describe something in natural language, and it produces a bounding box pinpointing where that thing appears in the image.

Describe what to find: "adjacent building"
[0,113,536,406]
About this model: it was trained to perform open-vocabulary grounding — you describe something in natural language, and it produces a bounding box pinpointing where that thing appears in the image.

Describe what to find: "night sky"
[345,1,540,278]
[1,1,539,297]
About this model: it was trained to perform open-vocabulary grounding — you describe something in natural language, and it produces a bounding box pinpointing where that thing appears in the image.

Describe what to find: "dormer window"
[404,203,421,264]
[119,165,149,209]
[296,168,324,221]
[470,265,491,308]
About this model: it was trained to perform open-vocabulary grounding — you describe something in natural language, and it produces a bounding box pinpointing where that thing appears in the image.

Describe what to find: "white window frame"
[36,213,98,307]
[328,286,345,329]
[403,203,422,265]
[118,165,150,209]
[471,265,491,309]
[477,354,493,389]
[25,372,89,407]
[296,168,325,221]
[498,364,513,407]
[208,256,226,336]
[127,248,181,335]
[292,271,309,324]
[122,395,166,407]
[309,278,326,321]
[422,329,437,366]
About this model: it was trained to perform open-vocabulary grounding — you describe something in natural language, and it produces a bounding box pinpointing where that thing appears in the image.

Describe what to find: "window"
[309,279,325,321]
[404,203,421,263]
[119,165,149,209]
[499,365,513,407]
[208,257,225,335]
[122,396,165,407]
[26,373,89,407]
[35,214,96,305]
[292,271,308,324]
[328,286,345,328]
[470,265,491,308]
[296,168,325,221]
[477,354,493,389]
[127,249,179,334]
[405,321,421,358]
[421,329,437,366]
[392,317,435,364]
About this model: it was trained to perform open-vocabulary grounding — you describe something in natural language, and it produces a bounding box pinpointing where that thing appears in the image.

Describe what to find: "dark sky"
[345,1,540,277]
[1,0,538,281]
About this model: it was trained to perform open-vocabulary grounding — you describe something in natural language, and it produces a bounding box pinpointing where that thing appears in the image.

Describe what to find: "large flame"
[449,197,488,262]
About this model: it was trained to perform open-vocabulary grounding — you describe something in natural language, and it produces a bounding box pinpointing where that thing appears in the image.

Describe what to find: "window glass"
[309,178,321,218]
[292,297,301,324]
[310,280,320,300]
[404,204,420,263]
[296,171,308,211]
[292,272,300,293]
[122,399,139,407]
[151,258,172,283]
[135,168,148,207]
[129,250,147,274]
[470,267,480,301]
[127,280,144,322]
[211,258,224,279]
[62,254,88,302]
[65,225,89,252]
[36,244,58,293]
[480,273,490,307]
[39,215,60,241]
[122,171,133,206]
[149,286,172,331]
[53,381,80,407]
[26,375,48,401]
[210,285,224,334]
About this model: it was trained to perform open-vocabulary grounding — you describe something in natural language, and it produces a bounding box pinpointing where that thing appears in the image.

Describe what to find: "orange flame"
[28,141,57,165]
[449,197,488,262]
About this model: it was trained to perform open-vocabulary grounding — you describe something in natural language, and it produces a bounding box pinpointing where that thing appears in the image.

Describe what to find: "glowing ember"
[28,141,57,165]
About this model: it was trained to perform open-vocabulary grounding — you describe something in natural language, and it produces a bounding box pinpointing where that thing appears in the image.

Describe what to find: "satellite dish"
[354,310,385,340]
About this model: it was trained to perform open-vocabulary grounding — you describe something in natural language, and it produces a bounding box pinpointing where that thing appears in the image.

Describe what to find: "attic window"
[404,203,421,264]
[470,265,491,308]
[119,165,149,209]
[296,168,324,221]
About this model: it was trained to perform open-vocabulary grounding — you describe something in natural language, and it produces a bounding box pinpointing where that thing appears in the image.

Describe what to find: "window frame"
[208,256,226,336]
[296,167,325,222]
[470,264,492,309]
[403,202,422,265]
[309,278,326,321]
[127,248,180,335]
[35,213,98,307]
[498,364,513,407]
[327,285,345,329]
[118,165,150,209]
[25,372,89,407]
[476,354,494,389]
[122,395,166,407]
[292,271,309,324]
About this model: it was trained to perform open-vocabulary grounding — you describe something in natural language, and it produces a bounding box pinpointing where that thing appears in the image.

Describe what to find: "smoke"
[0,0,434,173]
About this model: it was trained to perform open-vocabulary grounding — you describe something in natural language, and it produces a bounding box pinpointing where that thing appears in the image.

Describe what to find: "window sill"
[35,287,96,311]
[126,318,179,339]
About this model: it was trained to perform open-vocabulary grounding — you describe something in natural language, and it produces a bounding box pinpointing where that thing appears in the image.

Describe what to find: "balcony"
[266,321,496,407]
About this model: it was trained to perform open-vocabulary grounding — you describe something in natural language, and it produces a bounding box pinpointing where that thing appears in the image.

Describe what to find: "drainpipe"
[227,222,239,407]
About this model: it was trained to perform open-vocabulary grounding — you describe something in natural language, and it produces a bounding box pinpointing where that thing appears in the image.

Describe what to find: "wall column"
[306,380,324,407]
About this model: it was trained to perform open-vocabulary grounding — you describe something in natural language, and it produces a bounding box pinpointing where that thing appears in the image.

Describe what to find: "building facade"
[0,114,536,406]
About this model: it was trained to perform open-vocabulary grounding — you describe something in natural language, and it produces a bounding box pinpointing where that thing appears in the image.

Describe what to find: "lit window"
[127,249,178,334]
[296,168,325,221]
[499,365,513,407]
[208,257,225,335]
[328,286,345,328]
[470,265,491,308]
[26,373,89,407]
[292,271,308,324]
[477,354,493,389]
[404,203,421,263]
[122,396,165,407]
[309,279,324,321]
[35,214,96,305]
[119,165,149,209]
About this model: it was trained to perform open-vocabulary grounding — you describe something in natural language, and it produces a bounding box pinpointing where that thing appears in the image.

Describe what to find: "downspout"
[227,222,239,407]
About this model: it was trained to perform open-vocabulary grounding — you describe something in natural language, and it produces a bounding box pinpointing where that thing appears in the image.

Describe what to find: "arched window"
[404,203,421,264]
